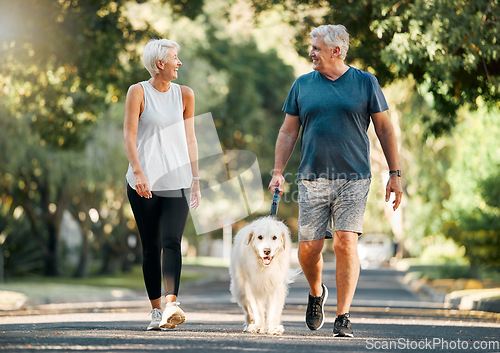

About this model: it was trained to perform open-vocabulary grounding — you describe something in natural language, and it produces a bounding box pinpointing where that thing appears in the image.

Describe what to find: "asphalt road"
[1,265,499,353]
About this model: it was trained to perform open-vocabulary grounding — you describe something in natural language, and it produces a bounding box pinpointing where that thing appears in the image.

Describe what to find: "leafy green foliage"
[0,0,146,149]
[200,34,296,177]
[385,79,499,268]
[0,100,138,277]
[440,109,500,267]
[443,168,500,267]
[0,0,149,276]
[481,169,500,209]
[162,0,205,19]
[0,107,75,275]
[0,202,44,277]
[380,81,449,254]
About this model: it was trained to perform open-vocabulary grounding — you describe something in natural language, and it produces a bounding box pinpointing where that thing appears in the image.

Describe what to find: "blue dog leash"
[270,188,280,217]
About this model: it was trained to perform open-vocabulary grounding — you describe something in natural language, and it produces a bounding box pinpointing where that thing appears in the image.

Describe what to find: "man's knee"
[298,239,324,260]
[333,232,358,255]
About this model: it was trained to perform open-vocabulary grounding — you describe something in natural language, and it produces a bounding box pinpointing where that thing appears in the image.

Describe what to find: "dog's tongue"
[262,257,272,265]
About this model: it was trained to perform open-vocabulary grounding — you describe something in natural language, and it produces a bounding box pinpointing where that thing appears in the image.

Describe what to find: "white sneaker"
[160,302,186,329]
[147,308,163,331]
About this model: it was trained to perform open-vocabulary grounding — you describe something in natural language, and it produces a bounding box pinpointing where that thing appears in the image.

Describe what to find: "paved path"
[1,265,499,352]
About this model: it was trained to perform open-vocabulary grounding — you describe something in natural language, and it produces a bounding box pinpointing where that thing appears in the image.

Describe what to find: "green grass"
[0,258,230,305]
[401,260,500,282]
[182,256,230,268]
[1,264,206,291]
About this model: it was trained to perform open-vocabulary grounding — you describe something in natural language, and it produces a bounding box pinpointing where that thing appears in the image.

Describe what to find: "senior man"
[268,24,403,337]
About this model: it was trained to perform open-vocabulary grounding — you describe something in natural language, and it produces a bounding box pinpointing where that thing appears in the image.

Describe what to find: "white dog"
[230,216,293,335]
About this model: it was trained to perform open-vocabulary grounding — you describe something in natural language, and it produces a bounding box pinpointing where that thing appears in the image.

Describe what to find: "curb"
[399,271,500,314]
[0,264,230,316]
[445,289,500,313]
[400,273,448,304]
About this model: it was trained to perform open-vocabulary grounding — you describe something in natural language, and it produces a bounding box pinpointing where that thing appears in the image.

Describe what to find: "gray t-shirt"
[282,67,388,180]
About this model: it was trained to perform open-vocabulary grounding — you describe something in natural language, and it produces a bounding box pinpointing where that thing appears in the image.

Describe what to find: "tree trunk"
[45,223,60,277]
[43,188,67,277]
[99,243,122,275]
[73,228,90,278]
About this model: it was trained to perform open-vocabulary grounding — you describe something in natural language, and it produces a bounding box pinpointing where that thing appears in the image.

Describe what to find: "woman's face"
[160,48,182,80]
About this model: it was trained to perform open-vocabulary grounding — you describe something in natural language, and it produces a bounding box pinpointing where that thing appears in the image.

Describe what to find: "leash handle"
[270,188,280,216]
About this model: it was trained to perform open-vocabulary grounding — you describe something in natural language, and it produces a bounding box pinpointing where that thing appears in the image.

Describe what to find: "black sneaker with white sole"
[333,313,354,337]
[305,283,328,330]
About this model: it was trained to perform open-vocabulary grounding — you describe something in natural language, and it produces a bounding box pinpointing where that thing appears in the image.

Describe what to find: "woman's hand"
[190,180,201,209]
[134,171,152,198]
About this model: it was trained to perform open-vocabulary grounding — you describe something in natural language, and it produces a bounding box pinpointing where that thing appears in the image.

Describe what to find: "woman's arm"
[181,85,200,209]
[123,83,151,198]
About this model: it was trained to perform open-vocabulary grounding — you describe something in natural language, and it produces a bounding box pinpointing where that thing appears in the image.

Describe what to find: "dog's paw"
[244,324,260,333]
[269,325,284,335]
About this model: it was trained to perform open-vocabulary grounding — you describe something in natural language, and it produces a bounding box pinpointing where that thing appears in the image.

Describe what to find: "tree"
[441,109,500,269]
[76,112,140,276]
[0,0,150,276]
[0,105,45,277]
[0,100,140,277]
[0,111,74,276]
[200,33,296,176]
[0,0,147,149]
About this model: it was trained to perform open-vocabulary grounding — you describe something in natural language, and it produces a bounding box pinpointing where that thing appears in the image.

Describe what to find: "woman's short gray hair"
[310,25,349,60]
[142,38,180,77]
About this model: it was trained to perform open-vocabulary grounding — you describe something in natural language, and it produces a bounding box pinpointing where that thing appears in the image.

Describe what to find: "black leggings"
[127,184,190,300]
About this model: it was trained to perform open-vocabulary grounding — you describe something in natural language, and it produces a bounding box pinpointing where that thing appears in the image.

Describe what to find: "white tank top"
[126,81,192,191]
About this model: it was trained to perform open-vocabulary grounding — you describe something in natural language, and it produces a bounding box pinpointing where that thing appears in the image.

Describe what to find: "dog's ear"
[247,232,253,245]
[279,222,290,250]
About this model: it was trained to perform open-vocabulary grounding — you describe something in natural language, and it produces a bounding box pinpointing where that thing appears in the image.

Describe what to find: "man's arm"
[371,111,403,211]
[268,114,301,194]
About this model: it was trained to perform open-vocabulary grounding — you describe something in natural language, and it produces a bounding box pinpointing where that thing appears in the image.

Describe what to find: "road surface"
[1,265,499,352]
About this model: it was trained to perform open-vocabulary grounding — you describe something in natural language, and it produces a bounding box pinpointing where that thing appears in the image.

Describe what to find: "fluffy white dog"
[230,216,293,335]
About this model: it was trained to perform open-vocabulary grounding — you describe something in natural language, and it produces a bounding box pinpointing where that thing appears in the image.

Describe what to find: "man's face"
[309,35,333,72]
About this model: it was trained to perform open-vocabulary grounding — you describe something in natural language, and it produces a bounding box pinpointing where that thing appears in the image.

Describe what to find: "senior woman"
[124,38,201,331]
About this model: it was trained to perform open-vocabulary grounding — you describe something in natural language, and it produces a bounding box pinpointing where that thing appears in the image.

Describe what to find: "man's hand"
[268,173,285,195]
[385,175,403,211]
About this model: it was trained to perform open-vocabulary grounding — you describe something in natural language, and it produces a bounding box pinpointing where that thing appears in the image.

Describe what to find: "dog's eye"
[272,236,277,240]
[258,235,263,240]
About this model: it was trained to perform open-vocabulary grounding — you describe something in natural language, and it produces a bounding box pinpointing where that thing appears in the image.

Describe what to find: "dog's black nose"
[264,249,271,256]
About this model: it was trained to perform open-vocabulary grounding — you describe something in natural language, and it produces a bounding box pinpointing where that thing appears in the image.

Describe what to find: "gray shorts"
[298,178,371,242]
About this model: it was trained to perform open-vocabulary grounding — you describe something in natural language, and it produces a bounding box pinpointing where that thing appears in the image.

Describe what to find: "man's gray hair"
[310,25,349,60]
[142,38,180,77]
